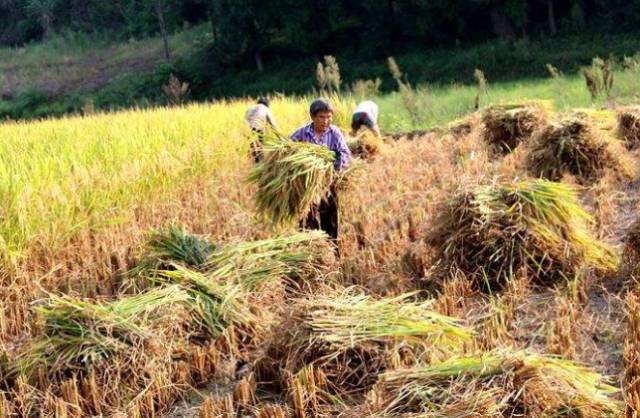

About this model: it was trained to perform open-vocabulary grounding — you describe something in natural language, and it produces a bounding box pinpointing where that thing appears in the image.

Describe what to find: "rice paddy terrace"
[1,98,640,417]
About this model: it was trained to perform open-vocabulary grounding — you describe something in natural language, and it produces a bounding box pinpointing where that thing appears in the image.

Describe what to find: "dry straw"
[430,179,617,287]
[528,112,634,184]
[481,101,550,154]
[346,133,382,162]
[625,292,640,417]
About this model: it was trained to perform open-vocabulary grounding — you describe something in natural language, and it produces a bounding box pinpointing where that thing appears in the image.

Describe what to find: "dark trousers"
[302,187,339,248]
[250,128,264,163]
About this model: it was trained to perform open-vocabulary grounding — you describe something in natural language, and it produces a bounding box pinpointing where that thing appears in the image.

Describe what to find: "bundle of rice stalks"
[203,230,335,289]
[379,350,621,417]
[528,114,634,184]
[625,292,640,417]
[257,288,470,396]
[481,101,550,154]
[430,179,617,288]
[127,224,215,279]
[304,290,471,349]
[129,226,333,291]
[347,133,383,162]
[10,286,188,379]
[617,106,640,150]
[248,138,336,226]
[154,266,260,338]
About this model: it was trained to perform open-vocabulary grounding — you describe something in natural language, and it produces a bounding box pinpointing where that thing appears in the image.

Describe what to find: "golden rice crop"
[429,179,617,288]
[248,137,336,226]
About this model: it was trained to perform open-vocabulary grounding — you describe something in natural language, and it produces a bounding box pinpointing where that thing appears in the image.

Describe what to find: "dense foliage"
[2,1,640,65]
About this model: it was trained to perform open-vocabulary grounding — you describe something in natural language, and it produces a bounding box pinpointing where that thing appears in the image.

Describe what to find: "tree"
[154,0,171,61]
[26,0,58,39]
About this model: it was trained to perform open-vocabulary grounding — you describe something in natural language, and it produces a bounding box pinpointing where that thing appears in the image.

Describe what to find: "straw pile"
[9,286,188,379]
[429,179,617,288]
[257,288,470,396]
[481,102,550,154]
[377,349,621,417]
[249,139,336,226]
[347,133,382,162]
[528,114,634,184]
[617,106,640,150]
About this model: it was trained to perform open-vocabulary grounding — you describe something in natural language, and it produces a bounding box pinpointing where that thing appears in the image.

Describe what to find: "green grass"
[377,68,640,132]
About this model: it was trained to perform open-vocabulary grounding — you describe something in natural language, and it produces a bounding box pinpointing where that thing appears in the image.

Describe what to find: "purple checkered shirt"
[290,123,352,171]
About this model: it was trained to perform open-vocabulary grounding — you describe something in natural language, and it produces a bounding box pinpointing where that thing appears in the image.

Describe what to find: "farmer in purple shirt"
[291,98,352,250]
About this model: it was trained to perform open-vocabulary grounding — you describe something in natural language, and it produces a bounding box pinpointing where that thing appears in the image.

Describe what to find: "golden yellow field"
[1,97,640,417]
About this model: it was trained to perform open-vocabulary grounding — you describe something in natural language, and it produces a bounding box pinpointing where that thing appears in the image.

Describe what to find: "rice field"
[2,80,640,417]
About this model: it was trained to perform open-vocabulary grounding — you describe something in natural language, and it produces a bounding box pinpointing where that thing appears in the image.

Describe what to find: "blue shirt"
[290,123,352,171]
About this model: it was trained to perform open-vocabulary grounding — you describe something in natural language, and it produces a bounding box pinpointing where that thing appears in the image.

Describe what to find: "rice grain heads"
[528,113,634,184]
[482,101,550,155]
[429,179,617,288]
[249,138,336,226]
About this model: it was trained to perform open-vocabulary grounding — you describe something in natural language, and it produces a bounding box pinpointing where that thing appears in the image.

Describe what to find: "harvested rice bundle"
[304,290,471,349]
[154,266,260,338]
[10,286,187,379]
[129,225,333,290]
[346,133,383,162]
[430,179,617,288]
[528,114,634,184]
[446,112,481,138]
[249,139,336,226]
[481,101,550,154]
[128,224,215,279]
[204,230,335,289]
[379,350,621,417]
[617,106,640,150]
[257,288,470,395]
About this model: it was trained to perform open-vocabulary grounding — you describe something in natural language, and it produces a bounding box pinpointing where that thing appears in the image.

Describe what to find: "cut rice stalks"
[528,113,634,184]
[429,179,617,288]
[617,106,640,150]
[128,225,333,291]
[303,290,471,350]
[379,350,621,417]
[347,132,383,162]
[249,137,336,226]
[152,266,261,338]
[258,288,470,396]
[9,286,188,380]
[481,101,550,154]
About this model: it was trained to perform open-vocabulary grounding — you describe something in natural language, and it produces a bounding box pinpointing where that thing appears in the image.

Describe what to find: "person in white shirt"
[350,100,380,137]
[245,97,277,162]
